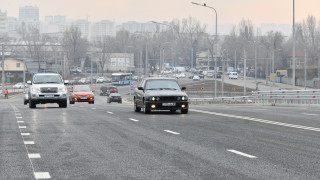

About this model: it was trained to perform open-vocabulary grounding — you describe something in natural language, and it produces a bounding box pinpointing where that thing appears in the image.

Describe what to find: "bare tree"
[63,26,88,74]
[93,36,113,76]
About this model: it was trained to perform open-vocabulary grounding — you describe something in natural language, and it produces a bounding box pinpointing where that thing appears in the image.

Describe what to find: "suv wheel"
[134,101,141,112]
[59,101,67,108]
[29,100,36,108]
[181,109,188,114]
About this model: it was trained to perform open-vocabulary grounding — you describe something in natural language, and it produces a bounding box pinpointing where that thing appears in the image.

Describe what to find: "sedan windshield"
[145,80,180,90]
[74,86,91,92]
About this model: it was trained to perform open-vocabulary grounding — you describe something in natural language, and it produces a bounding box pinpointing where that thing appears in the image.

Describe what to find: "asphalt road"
[1,91,320,179]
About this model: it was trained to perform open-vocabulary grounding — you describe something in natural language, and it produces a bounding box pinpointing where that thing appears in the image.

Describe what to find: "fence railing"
[189,90,320,105]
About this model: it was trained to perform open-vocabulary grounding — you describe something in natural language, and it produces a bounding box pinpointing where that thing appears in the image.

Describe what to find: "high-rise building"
[0,9,7,33]
[45,16,54,24]
[73,19,90,39]
[54,15,66,24]
[19,6,39,21]
[6,17,18,33]
[91,20,115,40]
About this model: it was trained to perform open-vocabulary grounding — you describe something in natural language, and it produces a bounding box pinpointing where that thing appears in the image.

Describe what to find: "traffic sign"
[130,83,134,87]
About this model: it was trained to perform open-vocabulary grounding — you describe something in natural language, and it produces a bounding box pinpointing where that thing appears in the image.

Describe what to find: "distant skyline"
[1,0,320,32]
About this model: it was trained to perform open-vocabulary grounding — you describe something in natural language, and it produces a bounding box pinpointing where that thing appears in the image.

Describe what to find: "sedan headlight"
[58,87,67,92]
[149,97,160,101]
[31,87,41,93]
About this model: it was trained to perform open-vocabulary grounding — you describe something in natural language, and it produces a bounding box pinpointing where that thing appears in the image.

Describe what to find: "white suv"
[27,73,69,108]
[228,72,238,79]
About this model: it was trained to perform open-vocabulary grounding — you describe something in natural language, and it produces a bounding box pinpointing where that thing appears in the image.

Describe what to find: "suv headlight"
[58,87,67,92]
[31,87,41,93]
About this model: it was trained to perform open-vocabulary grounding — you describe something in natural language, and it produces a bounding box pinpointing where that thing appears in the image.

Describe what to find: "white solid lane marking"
[28,154,41,158]
[107,111,113,114]
[129,118,139,122]
[301,113,317,116]
[34,172,51,179]
[164,130,180,135]
[190,109,320,132]
[227,149,257,159]
[24,141,34,145]
[19,126,26,129]
[21,133,30,136]
[256,109,267,111]
[17,121,24,123]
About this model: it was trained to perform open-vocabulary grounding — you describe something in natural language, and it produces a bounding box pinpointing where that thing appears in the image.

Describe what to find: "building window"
[16,63,20,68]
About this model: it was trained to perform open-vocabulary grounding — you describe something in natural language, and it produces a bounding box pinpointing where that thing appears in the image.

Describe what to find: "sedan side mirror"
[92,89,95,92]
[138,87,143,90]
[27,80,32,85]
[181,87,186,90]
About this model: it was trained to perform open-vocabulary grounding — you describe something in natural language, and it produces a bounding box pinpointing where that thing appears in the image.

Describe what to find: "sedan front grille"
[160,96,177,101]
[41,87,58,93]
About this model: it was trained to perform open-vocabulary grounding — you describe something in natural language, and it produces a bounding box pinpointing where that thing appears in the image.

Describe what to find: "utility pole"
[145,43,148,76]
[304,50,307,89]
[244,49,247,96]
[234,50,237,72]
[1,44,5,97]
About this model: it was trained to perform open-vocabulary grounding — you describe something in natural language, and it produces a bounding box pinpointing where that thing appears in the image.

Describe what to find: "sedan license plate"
[162,102,176,106]
[45,94,54,97]
[81,97,87,99]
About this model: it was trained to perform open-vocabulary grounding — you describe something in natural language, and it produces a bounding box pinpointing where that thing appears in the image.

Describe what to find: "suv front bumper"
[30,93,68,104]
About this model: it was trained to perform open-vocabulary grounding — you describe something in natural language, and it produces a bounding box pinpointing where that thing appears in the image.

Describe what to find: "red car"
[69,85,95,104]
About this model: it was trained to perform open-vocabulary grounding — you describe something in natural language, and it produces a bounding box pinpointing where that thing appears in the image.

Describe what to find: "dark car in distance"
[100,86,118,96]
[134,78,188,114]
[107,93,122,103]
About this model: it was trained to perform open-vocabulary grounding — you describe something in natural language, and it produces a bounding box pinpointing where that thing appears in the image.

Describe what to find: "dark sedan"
[134,78,188,114]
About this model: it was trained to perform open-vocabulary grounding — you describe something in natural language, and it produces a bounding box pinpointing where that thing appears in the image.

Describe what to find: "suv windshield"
[145,80,180,90]
[33,75,63,84]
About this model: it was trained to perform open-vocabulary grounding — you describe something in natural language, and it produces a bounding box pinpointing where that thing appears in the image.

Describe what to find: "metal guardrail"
[189,90,320,105]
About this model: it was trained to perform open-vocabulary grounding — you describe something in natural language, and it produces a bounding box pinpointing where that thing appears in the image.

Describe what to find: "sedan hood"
[73,92,93,96]
[145,90,187,97]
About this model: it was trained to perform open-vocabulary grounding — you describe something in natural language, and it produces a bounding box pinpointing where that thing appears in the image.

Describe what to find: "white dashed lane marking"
[21,133,30,136]
[301,113,317,116]
[28,154,41,159]
[91,108,96,110]
[24,141,35,145]
[191,109,320,132]
[107,111,113,114]
[18,121,24,123]
[16,117,23,119]
[34,172,51,179]
[164,130,180,135]
[19,126,27,129]
[227,149,257,159]
[129,118,139,122]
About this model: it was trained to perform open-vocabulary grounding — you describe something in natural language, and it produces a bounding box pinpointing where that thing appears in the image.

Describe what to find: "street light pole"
[292,0,296,89]
[1,44,5,97]
[191,2,218,98]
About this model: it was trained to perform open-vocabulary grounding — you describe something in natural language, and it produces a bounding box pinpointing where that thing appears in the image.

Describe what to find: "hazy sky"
[1,0,320,25]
